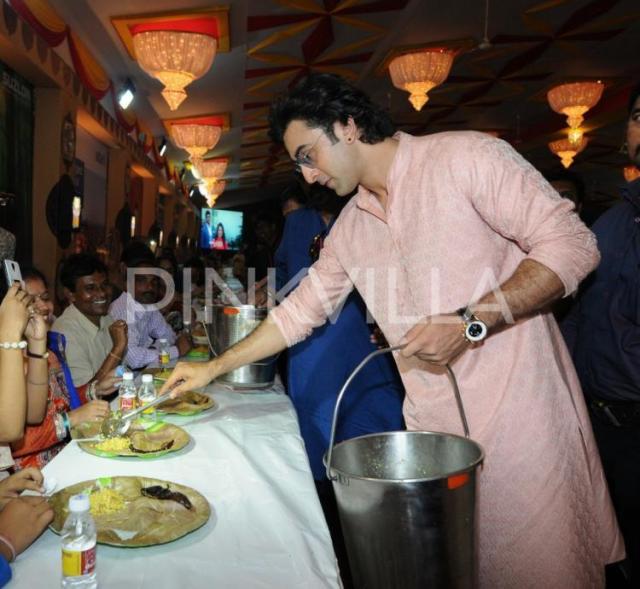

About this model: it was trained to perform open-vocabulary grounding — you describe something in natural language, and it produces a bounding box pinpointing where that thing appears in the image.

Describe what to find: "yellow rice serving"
[94,437,130,453]
[89,488,125,516]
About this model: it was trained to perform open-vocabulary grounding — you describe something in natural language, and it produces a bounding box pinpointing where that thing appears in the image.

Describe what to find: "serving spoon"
[100,389,179,438]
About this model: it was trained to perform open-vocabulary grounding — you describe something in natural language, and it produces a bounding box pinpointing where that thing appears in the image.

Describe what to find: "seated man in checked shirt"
[109,243,192,370]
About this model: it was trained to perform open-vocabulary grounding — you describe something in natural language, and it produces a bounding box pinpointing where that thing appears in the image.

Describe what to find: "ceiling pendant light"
[133,30,217,111]
[388,49,455,111]
[548,136,588,168]
[547,81,603,144]
[170,124,221,165]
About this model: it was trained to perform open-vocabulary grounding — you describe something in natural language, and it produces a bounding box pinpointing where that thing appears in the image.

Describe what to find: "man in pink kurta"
[164,74,623,587]
[268,129,623,587]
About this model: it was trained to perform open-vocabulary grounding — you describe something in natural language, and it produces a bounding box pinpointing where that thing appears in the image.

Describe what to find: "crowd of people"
[0,73,639,588]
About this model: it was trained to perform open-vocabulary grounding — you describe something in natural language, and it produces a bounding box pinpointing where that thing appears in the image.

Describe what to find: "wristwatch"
[457,307,488,343]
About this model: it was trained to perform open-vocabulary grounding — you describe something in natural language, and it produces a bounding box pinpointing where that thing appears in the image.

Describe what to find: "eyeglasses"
[294,131,324,172]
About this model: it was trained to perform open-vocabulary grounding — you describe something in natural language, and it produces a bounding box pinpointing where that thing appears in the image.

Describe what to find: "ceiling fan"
[475,0,493,51]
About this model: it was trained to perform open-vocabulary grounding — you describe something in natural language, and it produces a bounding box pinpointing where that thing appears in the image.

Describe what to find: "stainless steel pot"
[204,305,277,389]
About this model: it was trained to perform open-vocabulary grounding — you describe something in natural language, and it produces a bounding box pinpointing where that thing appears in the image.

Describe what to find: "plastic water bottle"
[137,374,157,421]
[119,371,137,413]
[61,494,97,588]
[158,338,170,367]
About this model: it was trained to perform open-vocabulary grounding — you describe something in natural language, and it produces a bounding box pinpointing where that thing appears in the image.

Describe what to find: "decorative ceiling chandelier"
[547,81,603,144]
[197,158,228,180]
[548,136,589,169]
[133,31,217,111]
[170,124,221,165]
[388,49,454,111]
[202,179,226,207]
[623,165,640,183]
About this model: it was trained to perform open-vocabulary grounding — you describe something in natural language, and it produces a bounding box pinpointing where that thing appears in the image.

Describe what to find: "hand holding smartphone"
[3,259,23,288]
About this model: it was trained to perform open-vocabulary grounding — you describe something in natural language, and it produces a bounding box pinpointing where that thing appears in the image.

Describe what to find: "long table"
[11,383,343,588]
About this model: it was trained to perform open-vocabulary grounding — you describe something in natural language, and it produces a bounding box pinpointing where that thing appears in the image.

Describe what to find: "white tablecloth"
[11,383,342,588]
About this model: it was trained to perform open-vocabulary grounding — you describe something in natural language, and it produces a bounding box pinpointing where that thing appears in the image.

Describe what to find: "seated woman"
[10,268,120,469]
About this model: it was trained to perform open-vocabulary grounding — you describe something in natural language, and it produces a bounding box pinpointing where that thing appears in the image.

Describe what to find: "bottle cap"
[122,371,134,381]
[68,494,90,513]
[141,374,153,384]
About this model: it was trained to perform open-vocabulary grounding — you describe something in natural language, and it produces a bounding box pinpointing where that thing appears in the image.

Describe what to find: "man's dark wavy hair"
[60,254,107,292]
[269,73,395,145]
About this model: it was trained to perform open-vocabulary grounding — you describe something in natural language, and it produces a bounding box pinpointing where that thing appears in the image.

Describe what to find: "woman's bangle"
[109,351,122,361]
[61,412,71,437]
[27,379,48,386]
[0,340,27,350]
[0,533,16,562]
[87,380,98,401]
[26,349,49,360]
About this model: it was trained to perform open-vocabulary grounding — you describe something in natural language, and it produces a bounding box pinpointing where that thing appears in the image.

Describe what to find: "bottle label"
[62,545,96,577]
[120,396,136,412]
[160,351,169,365]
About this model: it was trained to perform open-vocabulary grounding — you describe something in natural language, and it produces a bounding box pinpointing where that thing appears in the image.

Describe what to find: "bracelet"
[0,340,27,350]
[87,380,98,401]
[54,413,67,441]
[109,352,122,361]
[27,379,48,386]
[0,533,16,562]
[61,412,71,438]
[27,349,49,359]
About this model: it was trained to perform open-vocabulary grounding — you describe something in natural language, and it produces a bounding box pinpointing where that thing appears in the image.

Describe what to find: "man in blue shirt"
[562,81,640,588]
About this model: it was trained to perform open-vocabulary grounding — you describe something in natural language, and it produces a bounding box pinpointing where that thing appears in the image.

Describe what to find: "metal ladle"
[100,389,178,438]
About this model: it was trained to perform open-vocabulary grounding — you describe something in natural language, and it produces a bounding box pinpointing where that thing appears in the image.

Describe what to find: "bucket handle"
[325,346,470,481]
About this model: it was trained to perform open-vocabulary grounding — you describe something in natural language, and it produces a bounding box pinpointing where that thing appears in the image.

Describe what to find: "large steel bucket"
[324,348,484,589]
[204,305,277,389]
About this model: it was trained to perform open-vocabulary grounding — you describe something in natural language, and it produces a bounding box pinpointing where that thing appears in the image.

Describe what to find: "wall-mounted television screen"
[200,208,243,251]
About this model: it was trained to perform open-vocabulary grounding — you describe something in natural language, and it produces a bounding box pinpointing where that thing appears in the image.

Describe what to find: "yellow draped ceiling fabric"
[548,136,589,169]
[11,0,167,169]
[132,31,217,111]
[547,81,604,145]
[388,49,455,111]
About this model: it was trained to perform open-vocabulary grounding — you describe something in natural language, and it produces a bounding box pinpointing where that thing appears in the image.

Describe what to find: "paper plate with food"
[73,420,189,459]
[143,367,173,382]
[156,390,217,416]
[185,345,210,360]
[49,476,211,547]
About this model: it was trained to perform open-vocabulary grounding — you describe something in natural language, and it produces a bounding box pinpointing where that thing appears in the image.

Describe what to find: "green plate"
[77,421,190,459]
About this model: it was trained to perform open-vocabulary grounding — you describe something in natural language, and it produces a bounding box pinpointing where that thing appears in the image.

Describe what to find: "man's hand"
[68,400,110,427]
[400,313,470,366]
[109,320,128,353]
[176,333,192,357]
[94,369,123,397]
[160,361,218,398]
[0,496,54,558]
[0,468,44,509]
[0,284,33,341]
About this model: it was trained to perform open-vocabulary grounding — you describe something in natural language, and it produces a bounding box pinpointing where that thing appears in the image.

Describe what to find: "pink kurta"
[270,131,623,587]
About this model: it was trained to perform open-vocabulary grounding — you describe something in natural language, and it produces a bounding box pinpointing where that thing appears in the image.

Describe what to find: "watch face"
[466,321,487,342]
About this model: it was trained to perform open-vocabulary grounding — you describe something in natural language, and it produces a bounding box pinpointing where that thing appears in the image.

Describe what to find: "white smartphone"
[3,259,23,288]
